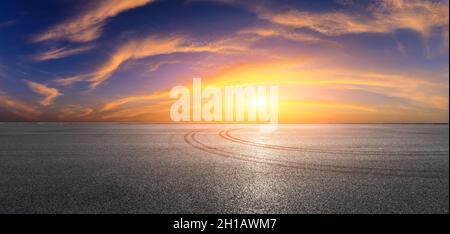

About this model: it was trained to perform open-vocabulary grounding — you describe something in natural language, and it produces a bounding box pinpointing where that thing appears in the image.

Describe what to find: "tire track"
[220,129,449,157]
[184,129,448,179]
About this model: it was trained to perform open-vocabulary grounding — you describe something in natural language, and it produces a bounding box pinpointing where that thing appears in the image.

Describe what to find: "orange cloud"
[26,80,63,106]
[54,34,252,88]
[284,100,378,113]
[33,45,93,61]
[99,103,170,122]
[238,26,337,45]
[197,58,448,122]
[57,105,94,121]
[63,59,447,123]
[258,0,449,37]
[0,92,40,119]
[145,60,181,73]
[99,91,169,112]
[33,0,153,42]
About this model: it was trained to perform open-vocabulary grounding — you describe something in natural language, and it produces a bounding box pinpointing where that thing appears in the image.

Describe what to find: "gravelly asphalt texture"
[0,123,448,213]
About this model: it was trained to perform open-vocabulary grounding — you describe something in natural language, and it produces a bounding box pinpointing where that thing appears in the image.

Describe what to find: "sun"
[248,96,267,110]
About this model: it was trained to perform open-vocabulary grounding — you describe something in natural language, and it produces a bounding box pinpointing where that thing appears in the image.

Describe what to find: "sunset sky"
[0,0,448,123]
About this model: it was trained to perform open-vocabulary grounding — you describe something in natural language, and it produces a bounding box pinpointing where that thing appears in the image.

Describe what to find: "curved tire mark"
[184,129,448,179]
[220,129,449,157]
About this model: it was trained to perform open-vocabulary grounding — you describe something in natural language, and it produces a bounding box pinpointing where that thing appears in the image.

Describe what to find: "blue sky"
[0,0,448,122]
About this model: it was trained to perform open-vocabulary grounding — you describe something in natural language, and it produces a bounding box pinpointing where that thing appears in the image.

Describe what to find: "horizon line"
[0,121,448,125]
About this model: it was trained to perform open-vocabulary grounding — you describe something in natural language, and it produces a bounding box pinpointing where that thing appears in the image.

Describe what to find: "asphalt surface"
[0,123,448,213]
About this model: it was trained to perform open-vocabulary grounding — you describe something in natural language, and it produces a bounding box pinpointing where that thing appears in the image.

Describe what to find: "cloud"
[284,100,378,113]
[238,26,341,48]
[239,27,322,42]
[54,34,251,88]
[202,57,449,112]
[99,103,170,121]
[26,80,63,106]
[0,91,40,119]
[425,28,450,58]
[99,91,168,112]
[53,91,170,121]
[33,0,154,43]
[0,20,16,28]
[145,60,181,73]
[33,45,93,61]
[57,105,94,121]
[396,40,407,56]
[257,0,449,37]
[97,62,448,123]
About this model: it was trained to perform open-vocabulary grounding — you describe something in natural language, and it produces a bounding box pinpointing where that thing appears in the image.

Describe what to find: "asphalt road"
[0,123,448,213]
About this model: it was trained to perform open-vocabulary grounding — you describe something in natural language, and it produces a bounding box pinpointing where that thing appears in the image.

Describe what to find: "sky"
[0,0,448,123]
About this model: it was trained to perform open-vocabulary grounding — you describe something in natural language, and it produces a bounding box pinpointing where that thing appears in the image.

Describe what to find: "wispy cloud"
[0,91,40,119]
[54,35,250,88]
[145,60,181,73]
[33,45,93,61]
[57,105,94,121]
[99,103,170,122]
[0,20,16,28]
[1,0,446,123]
[26,80,63,106]
[257,0,449,37]
[238,26,340,47]
[95,61,449,123]
[99,91,168,112]
[33,0,154,43]
[396,40,407,57]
